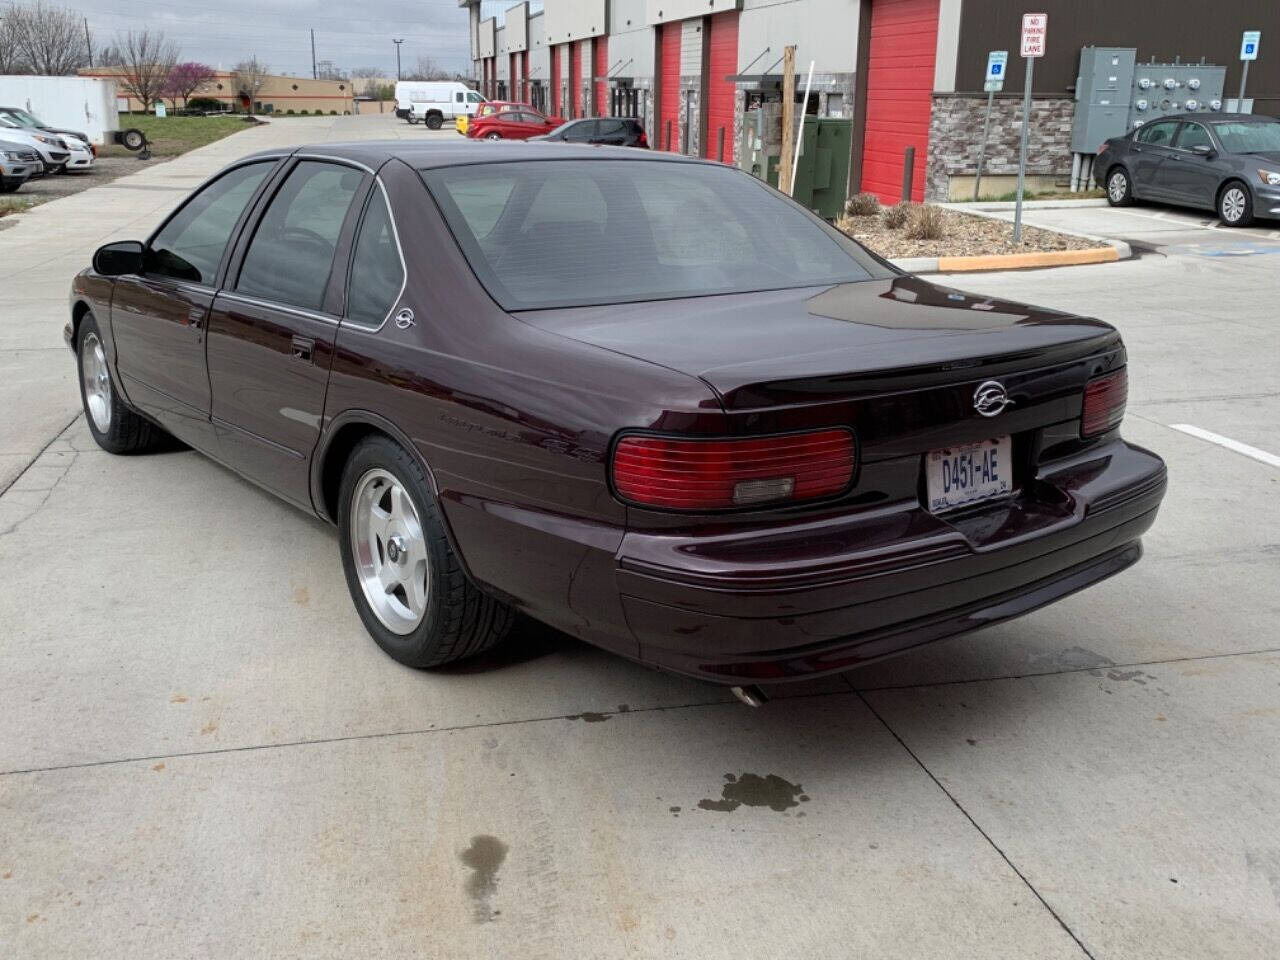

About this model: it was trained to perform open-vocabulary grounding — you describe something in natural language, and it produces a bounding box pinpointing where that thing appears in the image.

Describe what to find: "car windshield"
[1211,120,1280,154]
[3,108,44,127]
[421,160,886,311]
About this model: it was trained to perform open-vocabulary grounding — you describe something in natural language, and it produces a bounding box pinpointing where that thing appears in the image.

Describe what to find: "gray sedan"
[1099,113,1280,227]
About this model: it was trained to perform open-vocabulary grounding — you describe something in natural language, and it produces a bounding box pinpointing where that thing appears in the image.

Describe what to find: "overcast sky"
[67,0,471,78]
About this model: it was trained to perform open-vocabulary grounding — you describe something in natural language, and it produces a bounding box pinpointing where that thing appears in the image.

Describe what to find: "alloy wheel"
[349,467,430,635]
[81,331,112,433]
[1108,171,1127,203]
[1221,187,1246,223]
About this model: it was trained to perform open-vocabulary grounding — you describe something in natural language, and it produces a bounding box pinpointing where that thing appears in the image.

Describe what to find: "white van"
[397,82,485,129]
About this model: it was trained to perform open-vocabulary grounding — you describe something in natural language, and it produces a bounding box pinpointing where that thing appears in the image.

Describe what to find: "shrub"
[298,109,309,115]
[881,202,910,230]
[187,96,220,112]
[905,203,948,240]
[286,109,295,115]
[329,110,337,115]
[844,192,880,217]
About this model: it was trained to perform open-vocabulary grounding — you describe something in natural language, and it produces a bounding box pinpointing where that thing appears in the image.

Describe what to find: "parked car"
[456,100,522,137]
[62,136,95,172]
[0,105,93,153]
[0,138,37,191]
[0,116,70,173]
[531,117,648,148]
[403,81,486,129]
[1100,112,1280,226]
[67,143,1166,692]
[467,107,563,140]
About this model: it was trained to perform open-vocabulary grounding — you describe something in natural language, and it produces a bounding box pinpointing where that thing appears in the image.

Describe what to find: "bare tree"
[118,28,180,111]
[232,57,269,115]
[94,40,125,67]
[0,6,26,74]
[406,56,450,81]
[163,61,216,109]
[6,1,88,75]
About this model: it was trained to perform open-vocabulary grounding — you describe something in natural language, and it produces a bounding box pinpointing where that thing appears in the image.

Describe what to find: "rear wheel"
[338,435,514,668]
[425,114,443,130]
[485,132,502,140]
[77,312,168,454]
[1106,167,1134,206]
[407,113,419,125]
[1218,181,1254,227]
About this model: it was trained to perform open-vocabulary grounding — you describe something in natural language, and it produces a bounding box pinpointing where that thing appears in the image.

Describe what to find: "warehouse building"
[82,67,354,116]
[461,0,1278,203]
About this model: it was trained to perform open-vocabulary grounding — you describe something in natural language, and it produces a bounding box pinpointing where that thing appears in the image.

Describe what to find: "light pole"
[392,38,404,80]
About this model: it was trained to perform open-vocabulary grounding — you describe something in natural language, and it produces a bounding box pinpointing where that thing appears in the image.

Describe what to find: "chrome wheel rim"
[1108,172,1127,202]
[350,468,429,635]
[81,331,112,433]
[1221,188,1246,222]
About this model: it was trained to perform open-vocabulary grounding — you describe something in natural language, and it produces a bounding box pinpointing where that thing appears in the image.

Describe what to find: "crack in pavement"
[0,411,82,503]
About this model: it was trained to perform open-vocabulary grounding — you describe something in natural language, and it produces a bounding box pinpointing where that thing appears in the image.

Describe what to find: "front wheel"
[338,435,514,668]
[485,132,502,140]
[407,113,419,124]
[1106,167,1134,206]
[77,312,168,454]
[1218,182,1254,227]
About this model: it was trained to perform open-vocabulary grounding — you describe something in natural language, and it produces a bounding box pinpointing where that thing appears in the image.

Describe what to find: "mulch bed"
[837,205,1103,259]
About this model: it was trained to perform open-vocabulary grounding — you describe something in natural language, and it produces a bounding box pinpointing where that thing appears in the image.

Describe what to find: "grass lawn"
[100,114,255,158]
[0,195,37,219]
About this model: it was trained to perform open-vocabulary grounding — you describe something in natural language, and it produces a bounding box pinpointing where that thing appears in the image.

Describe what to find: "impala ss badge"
[394,308,415,329]
[973,380,1013,417]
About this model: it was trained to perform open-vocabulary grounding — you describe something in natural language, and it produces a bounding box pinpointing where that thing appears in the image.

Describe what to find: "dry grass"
[836,203,1103,259]
[905,203,947,240]
[844,192,881,217]
[881,202,910,230]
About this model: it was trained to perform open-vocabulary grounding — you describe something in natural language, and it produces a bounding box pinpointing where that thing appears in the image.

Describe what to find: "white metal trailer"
[0,75,120,145]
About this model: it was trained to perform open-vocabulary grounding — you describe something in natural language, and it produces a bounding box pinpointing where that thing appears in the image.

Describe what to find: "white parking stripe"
[1169,424,1280,469]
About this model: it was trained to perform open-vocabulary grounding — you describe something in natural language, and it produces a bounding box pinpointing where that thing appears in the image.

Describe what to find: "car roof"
[240,140,704,170]
[1149,112,1275,123]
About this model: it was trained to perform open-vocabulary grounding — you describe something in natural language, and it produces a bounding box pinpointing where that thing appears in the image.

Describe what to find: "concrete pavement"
[2,116,1279,958]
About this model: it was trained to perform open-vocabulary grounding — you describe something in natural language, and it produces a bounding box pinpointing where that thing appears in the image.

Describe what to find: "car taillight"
[1081,368,1127,437]
[1096,142,1109,155]
[637,132,648,147]
[611,429,856,510]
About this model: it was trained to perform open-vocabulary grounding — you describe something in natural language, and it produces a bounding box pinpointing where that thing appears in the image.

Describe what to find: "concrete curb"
[889,205,1131,274]
[942,198,1110,212]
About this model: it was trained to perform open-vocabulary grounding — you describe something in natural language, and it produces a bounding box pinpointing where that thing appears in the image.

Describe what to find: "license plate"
[926,436,1013,513]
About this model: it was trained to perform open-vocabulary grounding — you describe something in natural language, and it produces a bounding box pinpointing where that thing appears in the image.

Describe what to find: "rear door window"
[1175,123,1213,152]
[236,160,363,311]
[1137,121,1178,147]
[563,121,596,142]
[144,161,274,284]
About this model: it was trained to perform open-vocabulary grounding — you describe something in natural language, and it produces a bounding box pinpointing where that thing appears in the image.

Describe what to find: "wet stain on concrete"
[460,835,508,922]
[569,711,610,723]
[200,720,218,736]
[169,694,187,704]
[293,586,310,606]
[151,763,165,772]
[697,773,808,813]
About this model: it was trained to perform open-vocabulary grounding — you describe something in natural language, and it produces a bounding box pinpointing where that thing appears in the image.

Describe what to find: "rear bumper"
[616,438,1166,683]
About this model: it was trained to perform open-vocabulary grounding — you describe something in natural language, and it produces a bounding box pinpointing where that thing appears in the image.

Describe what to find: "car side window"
[563,121,596,142]
[455,92,464,103]
[1137,121,1177,147]
[467,92,484,103]
[236,160,363,311]
[598,119,626,138]
[346,189,404,327]
[1176,122,1212,152]
[144,161,273,285]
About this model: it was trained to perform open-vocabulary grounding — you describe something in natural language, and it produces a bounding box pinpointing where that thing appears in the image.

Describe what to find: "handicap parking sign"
[984,51,1009,92]
[1241,30,1260,61]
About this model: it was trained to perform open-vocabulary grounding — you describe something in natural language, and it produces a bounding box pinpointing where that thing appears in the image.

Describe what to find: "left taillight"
[1081,367,1128,437]
[610,429,856,510]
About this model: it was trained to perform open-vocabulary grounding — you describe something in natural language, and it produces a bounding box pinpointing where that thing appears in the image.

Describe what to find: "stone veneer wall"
[925,94,1076,201]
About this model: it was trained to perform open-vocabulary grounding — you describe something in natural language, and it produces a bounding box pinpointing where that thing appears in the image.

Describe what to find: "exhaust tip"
[730,685,769,708]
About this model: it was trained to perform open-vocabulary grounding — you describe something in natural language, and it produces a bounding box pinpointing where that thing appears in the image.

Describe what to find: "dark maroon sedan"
[67,142,1166,693]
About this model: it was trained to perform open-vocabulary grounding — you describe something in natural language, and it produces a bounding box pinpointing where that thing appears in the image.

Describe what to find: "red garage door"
[659,22,681,152]
[570,41,584,118]
[510,53,519,101]
[860,0,938,203]
[594,36,608,117]
[705,11,738,163]
[550,46,561,115]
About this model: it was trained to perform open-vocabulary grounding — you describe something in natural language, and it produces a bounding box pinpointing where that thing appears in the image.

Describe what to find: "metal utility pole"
[84,17,93,68]
[311,29,316,79]
[393,39,404,81]
[777,45,797,197]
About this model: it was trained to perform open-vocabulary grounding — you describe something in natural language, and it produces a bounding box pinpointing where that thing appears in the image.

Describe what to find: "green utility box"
[741,112,853,221]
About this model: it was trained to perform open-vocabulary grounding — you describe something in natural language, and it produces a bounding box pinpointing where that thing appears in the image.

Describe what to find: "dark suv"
[531,117,648,148]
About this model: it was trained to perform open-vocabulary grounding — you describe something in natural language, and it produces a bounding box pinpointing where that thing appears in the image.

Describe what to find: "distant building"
[80,67,354,116]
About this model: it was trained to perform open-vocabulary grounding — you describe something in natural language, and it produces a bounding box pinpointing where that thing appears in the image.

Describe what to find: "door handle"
[291,336,314,363]
[187,306,205,329]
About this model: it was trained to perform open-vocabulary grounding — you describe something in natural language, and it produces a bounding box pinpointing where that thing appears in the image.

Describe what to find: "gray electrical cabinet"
[1072,46,1229,153]
[1071,47,1136,154]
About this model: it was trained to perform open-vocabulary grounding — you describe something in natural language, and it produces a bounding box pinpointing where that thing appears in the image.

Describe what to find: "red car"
[467,107,564,141]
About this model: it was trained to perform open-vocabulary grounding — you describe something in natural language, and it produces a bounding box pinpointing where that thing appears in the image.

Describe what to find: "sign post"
[1013,13,1047,244]
[1239,30,1260,109]
[974,50,1008,200]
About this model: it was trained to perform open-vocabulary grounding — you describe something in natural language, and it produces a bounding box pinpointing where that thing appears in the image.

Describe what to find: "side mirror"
[1192,144,1215,158]
[93,240,143,276]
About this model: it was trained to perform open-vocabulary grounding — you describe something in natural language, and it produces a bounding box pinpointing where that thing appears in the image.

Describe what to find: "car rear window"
[420,159,885,311]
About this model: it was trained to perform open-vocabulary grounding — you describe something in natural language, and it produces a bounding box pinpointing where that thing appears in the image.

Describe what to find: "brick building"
[82,67,354,116]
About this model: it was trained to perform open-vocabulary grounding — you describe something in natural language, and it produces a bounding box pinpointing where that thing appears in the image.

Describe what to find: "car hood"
[515,276,1120,409]
[1245,150,1280,165]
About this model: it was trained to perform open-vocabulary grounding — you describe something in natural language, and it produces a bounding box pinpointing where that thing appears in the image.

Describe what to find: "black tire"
[485,132,502,140]
[50,163,67,175]
[338,435,514,669]
[1217,181,1254,227]
[76,312,168,454]
[425,113,443,130]
[119,128,146,150]
[0,181,18,193]
[1105,166,1134,206]
[407,113,419,124]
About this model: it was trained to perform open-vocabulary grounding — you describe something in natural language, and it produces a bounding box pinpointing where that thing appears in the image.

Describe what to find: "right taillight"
[1081,368,1128,437]
[611,428,856,510]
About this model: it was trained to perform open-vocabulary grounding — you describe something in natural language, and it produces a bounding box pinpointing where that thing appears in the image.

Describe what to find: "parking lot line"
[1169,424,1280,468]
